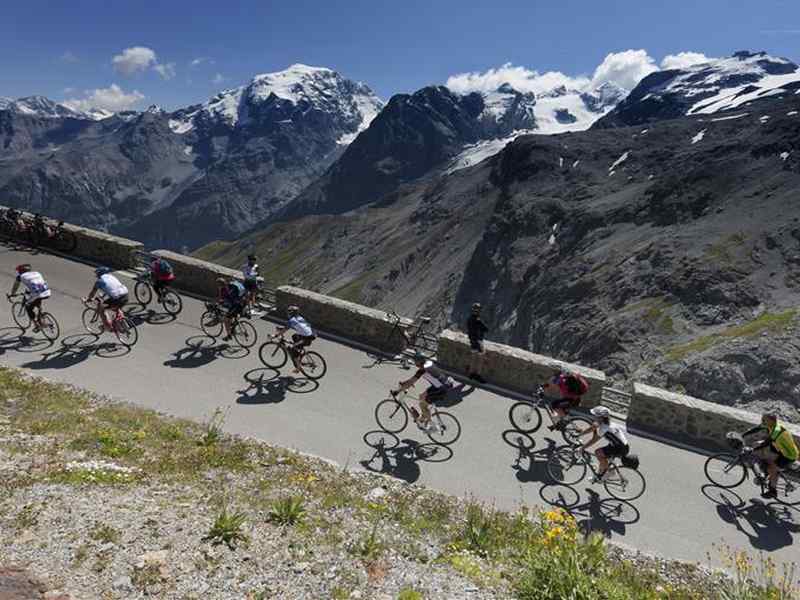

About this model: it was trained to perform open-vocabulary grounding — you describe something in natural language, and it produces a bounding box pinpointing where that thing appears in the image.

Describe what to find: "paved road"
[0,243,797,566]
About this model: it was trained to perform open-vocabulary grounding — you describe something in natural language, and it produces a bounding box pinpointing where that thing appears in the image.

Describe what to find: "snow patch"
[781,151,791,161]
[446,134,521,174]
[609,151,629,171]
[691,129,706,144]
[572,160,580,168]
[788,111,798,116]
[710,113,748,122]
[760,115,770,123]
[688,70,800,115]
[559,156,564,168]
[169,118,195,134]
[183,146,193,156]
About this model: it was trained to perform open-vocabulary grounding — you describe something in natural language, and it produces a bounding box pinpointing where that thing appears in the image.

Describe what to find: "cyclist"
[466,302,488,384]
[84,267,128,331]
[743,413,799,499]
[149,257,175,299]
[578,405,630,482]
[242,254,261,315]
[542,370,589,431]
[8,264,51,332]
[393,352,450,430]
[276,305,316,373]
[216,277,247,341]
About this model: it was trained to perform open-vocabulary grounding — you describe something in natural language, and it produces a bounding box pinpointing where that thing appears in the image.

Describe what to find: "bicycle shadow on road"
[124,304,176,326]
[538,485,640,539]
[164,336,249,369]
[702,484,799,552]
[437,383,476,409]
[501,429,556,484]
[359,430,453,484]
[235,368,320,405]
[0,327,54,355]
[19,333,130,369]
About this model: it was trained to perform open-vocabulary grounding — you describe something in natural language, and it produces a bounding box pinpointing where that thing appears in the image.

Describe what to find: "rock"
[367,486,387,500]
[135,550,168,568]
[112,576,132,591]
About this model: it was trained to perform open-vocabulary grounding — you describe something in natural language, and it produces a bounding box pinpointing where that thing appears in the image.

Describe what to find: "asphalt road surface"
[0,242,797,567]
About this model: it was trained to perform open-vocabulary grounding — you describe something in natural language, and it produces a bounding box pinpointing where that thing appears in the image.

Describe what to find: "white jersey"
[417,360,447,388]
[598,422,629,447]
[243,263,259,280]
[18,271,51,300]
[96,273,128,299]
[288,316,313,337]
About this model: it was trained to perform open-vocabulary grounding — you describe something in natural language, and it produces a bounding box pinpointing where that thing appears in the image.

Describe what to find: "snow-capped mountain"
[167,64,383,143]
[0,96,112,121]
[596,51,800,127]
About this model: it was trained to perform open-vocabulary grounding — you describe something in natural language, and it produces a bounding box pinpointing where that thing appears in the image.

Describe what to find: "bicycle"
[200,302,257,348]
[385,310,435,366]
[27,216,77,252]
[374,389,461,445]
[7,293,60,341]
[508,385,593,444]
[547,444,646,501]
[133,272,183,316]
[258,329,327,380]
[704,432,800,506]
[82,298,139,347]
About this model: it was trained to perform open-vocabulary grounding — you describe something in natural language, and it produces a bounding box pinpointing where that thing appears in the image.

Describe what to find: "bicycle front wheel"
[259,341,288,369]
[233,320,258,348]
[81,307,103,335]
[776,473,800,506]
[38,313,60,341]
[114,317,138,347]
[200,310,223,338]
[509,402,542,433]
[704,453,747,489]
[604,465,646,501]
[427,411,461,445]
[562,416,593,445]
[11,301,30,330]
[161,290,183,316]
[134,281,152,306]
[298,350,327,380]
[546,446,587,485]
[375,398,408,433]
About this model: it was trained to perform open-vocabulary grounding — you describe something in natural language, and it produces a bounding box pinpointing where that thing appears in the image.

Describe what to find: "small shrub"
[89,522,121,545]
[202,506,249,549]
[350,519,385,562]
[717,544,799,600]
[268,496,306,526]
[14,503,40,530]
[397,588,423,600]
[199,408,225,447]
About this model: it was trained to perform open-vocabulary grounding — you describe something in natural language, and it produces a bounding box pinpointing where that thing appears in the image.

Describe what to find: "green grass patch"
[704,232,747,265]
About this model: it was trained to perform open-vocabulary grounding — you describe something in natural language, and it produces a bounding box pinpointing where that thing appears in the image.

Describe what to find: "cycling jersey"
[243,263,259,281]
[222,281,246,305]
[150,259,175,281]
[17,271,51,300]
[770,425,799,461]
[288,316,313,337]
[598,422,629,448]
[95,274,128,299]
[416,360,447,388]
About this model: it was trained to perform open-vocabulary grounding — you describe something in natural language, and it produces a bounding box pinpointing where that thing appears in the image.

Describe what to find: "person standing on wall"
[467,302,488,384]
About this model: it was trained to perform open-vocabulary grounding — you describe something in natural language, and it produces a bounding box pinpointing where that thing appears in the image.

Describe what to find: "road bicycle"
[385,309,436,366]
[374,389,461,445]
[27,215,77,252]
[547,444,646,501]
[200,302,258,348]
[704,432,800,506]
[258,329,328,380]
[133,273,183,315]
[7,293,60,341]
[508,385,593,444]
[82,298,138,347]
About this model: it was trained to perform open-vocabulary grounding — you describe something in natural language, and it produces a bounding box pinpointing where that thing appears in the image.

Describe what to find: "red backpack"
[565,373,589,396]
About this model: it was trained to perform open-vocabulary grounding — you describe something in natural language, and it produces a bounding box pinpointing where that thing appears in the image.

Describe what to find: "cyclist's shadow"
[501,429,556,484]
[19,333,126,369]
[0,327,54,356]
[569,489,640,538]
[164,336,247,368]
[359,430,453,484]
[235,368,320,405]
[124,304,175,326]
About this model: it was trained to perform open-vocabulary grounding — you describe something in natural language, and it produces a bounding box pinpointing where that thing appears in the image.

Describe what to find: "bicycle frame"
[392,389,445,424]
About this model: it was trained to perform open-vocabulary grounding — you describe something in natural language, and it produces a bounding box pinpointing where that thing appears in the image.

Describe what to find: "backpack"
[157,259,173,276]
[229,280,246,298]
[565,373,589,396]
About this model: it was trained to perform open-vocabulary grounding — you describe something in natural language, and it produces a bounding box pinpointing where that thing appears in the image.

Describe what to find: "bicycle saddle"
[419,316,431,324]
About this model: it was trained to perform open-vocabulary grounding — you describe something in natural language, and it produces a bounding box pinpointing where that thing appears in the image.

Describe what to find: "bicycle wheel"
[161,290,183,316]
[81,307,103,335]
[427,411,461,445]
[509,402,542,433]
[375,398,409,433]
[258,341,288,369]
[776,473,800,506]
[55,229,77,252]
[233,320,258,348]
[200,310,223,338]
[297,350,327,380]
[11,301,30,330]
[561,416,593,445]
[114,317,138,347]
[704,453,747,489]
[546,446,588,485]
[604,465,646,501]
[38,313,60,341]
[134,280,152,306]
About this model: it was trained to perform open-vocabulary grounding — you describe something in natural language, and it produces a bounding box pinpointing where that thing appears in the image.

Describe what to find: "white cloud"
[190,57,214,68]
[446,63,589,96]
[60,51,78,63]
[661,52,713,70]
[154,62,176,80]
[211,73,226,85]
[63,84,145,112]
[591,49,658,90]
[112,46,157,75]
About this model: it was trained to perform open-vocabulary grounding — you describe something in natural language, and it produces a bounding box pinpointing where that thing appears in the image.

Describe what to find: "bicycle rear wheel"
[375,398,408,433]
[258,341,288,369]
[509,401,542,433]
[546,446,587,485]
[200,310,223,338]
[11,301,30,330]
[561,416,593,445]
[774,472,800,506]
[161,289,182,316]
[233,320,258,348]
[298,350,327,380]
[427,411,461,445]
[704,453,747,489]
[134,281,152,306]
[114,316,138,347]
[81,307,103,335]
[38,313,60,341]
[604,465,646,501]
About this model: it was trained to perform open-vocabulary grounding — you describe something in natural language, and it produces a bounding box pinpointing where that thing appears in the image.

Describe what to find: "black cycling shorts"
[777,455,796,469]
[469,337,484,353]
[244,279,258,292]
[601,444,630,458]
[24,297,43,320]
[105,294,128,309]
[291,334,315,348]
[225,303,244,318]
[424,385,447,404]
[551,397,580,412]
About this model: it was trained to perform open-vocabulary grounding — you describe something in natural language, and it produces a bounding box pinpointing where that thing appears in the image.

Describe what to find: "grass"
[268,495,306,526]
[89,522,121,545]
[705,232,747,265]
[621,297,675,335]
[397,588,424,600]
[203,506,249,550]
[666,309,797,361]
[331,270,373,303]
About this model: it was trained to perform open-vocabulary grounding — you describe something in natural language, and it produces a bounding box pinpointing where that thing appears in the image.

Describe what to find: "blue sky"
[2,0,799,111]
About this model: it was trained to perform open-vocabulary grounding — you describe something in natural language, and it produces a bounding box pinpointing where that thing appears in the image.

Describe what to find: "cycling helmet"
[95,266,111,277]
[412,351,426,364]
[590,406,611,419]
[471,302,481,313]
[247,254,257,261]
[287,305,300,316]
[15,264,31,274]
[215,277,227,284]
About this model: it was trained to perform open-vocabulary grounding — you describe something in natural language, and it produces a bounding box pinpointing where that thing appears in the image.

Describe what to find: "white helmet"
[590,406,611,419]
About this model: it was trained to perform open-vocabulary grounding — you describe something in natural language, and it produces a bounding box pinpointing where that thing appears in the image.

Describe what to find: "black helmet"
[287,305,300,316]
[413,351,426,364]
[247,254,257,261]
[95,266,111,277]
[471,302,481,313]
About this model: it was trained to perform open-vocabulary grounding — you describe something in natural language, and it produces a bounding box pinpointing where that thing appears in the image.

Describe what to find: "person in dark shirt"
[466,302,488,384]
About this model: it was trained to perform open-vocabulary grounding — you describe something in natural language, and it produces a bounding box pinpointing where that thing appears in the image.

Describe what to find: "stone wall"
[276,286,411,354]
[437,329,606,407]
[152,250,242,299]
[629,383,800,451]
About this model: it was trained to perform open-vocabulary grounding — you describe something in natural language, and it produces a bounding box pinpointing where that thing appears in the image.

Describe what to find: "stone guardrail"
[629,383,800,451]
[275,286,411,355]
[151,250,242,299]
[436,329,606,407]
